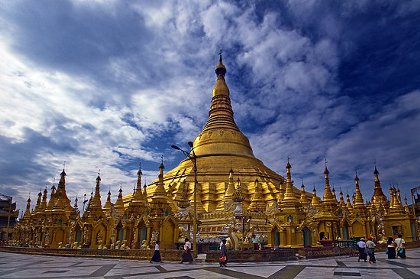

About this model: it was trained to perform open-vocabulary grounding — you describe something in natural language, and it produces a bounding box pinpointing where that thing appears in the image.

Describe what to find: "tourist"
[150,240,162,263]
[356,238,367,262]
[365,237,376,263]
[386,237,396,259]
[180,238,193,263]
[252,234,259,250]
[219,239,228,267]
[395,234,406,258]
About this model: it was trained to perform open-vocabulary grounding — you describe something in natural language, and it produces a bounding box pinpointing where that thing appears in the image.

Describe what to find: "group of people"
[387,234,406,259]
[356,237,377,263]
[149,238,228,267]
[149,238,195,264]
[356,234,406,263]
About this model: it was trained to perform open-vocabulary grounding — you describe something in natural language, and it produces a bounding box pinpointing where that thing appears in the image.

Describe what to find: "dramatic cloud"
[0,0,419,211]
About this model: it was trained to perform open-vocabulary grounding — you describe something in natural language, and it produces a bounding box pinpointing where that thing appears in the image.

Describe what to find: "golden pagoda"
[12,54,419,250]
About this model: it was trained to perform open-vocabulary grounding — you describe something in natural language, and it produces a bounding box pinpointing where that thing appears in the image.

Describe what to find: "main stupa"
[154,53,298,214]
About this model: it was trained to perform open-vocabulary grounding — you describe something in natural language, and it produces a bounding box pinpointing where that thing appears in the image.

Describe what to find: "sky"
[0,0,419,213]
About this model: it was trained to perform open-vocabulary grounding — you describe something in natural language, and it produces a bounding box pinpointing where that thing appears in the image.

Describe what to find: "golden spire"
[371,165,388,206]
[404,196,410,214]
[346,194,353,209]
[192,53,254,158]
[40,188,48,210]
[23,195,31,218]
[224,169,235,200]
[300,182,310,206]
[132,165,145,202]
[153,159,167,197]
[390,186,402,209]
[57,169,66,191]
[322,164,334,202]
[46,181,56,210]
[114,187,125,213]
[36,191,42,208]
[283,159,293,199]
[353,173,365,206]
[339,191,346,207]
[213,49,228,97]
[332,187,337,203]
[311,187,320,207]
[89,174,103,209]
[143,181,148,201]
[103,189,112,210]
[136,164,143,192]
[248,179,265,212]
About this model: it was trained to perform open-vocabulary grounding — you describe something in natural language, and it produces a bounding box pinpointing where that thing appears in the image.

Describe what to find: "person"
[180,238,193,263]
[219,239,228,267]
[150,240,162,263]
[356,238,367,262]
[365,237,376,263]
[394,234,406,259]
[252,235,259,250]
[386,237,396,259]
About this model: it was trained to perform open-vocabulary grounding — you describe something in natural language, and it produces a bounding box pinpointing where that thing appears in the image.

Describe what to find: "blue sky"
[0,0,419,212]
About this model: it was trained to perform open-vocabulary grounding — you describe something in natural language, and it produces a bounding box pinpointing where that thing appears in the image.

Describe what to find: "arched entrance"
[342,223,349,240]
[116,222,124,242]
[138,221,147,247]
[272,227,280,247]
[75,224,82,244]
[302,227,311,247]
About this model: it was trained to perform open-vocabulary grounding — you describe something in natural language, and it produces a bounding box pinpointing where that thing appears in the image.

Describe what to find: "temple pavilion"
[12,54,418,250]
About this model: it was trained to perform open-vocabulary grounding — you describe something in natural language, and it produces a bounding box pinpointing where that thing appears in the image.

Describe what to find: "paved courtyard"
[0,248,419,279]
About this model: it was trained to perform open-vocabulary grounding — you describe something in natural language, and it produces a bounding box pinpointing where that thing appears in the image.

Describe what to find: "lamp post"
[171,142,198,258]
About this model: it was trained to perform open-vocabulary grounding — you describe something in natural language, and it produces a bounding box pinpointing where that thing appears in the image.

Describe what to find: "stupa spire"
[322,162,334,202]
[224,169,235,201]
[300,182,310,206]
[192,53,254,158]
[311,187,320,207]
[346,194,353,209]
[282,159,299,205]
[103,189,112,210]
[353,172,364,206]
[371,165,388,206]
[23,195,31,218]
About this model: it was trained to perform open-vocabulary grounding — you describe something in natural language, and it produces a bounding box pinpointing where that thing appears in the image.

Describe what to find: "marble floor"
[0,248,419,279]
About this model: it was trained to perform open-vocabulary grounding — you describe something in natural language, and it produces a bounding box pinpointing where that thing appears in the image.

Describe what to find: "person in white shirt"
[356,238,367,262]
[150,240,162,263]
[180,238,193,263]
[365,237,376,263]
[394,234,406,258]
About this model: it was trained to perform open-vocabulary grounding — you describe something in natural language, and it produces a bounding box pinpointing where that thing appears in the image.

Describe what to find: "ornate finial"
[215,50,226,76]
[98,169,100,176]
[137,162,142,176]
[324,158,328,167]
[63,160,66,170]
[161,154,164,164]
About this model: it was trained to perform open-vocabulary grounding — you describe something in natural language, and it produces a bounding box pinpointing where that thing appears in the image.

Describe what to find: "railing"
[0,246,183,261]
